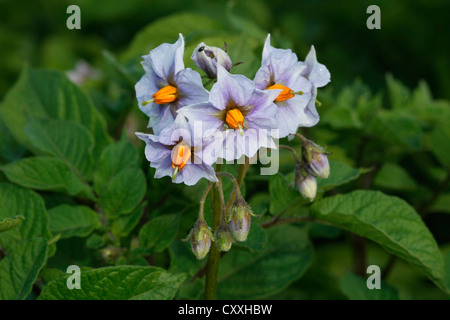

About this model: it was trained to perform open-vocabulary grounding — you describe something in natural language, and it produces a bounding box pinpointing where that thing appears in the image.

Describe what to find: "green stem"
[279,145,302,163]
[225,158,249,212]
[205,163,223,300]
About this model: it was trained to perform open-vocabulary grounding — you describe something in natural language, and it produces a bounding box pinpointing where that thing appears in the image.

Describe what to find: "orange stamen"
[225,109,244,130]
[171,141,191,173]
[153,85,178,104]
[267,84,295,102]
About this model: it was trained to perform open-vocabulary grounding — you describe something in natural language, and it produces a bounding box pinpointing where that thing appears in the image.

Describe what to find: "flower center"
[171,141,191,180]
[226,109,245,136]
[142,85,178,106]
[267,84,303,102]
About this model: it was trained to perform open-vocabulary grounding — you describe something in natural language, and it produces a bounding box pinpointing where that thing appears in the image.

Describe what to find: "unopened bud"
[192,42,233,78]
[295,164,317,201]
[189,219,213,260]
[309,152,330,179]
[301,138,330,179]
[228,198,253,242]
[215,223,233,252]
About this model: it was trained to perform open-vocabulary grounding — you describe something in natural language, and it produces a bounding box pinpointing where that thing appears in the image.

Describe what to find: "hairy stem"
[279,145,302,163]
[199,182,214,221]
[205,164,223,300]
[225,158,250,212]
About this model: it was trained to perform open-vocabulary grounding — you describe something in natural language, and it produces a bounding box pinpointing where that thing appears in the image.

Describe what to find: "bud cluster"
[295,137,330,201]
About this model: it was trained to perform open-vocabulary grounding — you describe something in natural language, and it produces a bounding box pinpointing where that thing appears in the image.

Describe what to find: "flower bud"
[295,164,317,201]
[191,42,233,78]
[215,223,234,252]
[228,198,253,242]
[301,138,330,179]
[189,219,213,260]
[309,152,330,179]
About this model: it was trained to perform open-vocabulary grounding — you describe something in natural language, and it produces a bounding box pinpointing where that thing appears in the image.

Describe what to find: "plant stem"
[225,158,250,212]
[351,233,367,276]
[199,182,214,221]
[205,164,223,300]
[279,145,302,163]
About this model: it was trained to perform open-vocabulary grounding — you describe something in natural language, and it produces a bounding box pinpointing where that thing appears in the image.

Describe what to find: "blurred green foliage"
[1,0,449,99]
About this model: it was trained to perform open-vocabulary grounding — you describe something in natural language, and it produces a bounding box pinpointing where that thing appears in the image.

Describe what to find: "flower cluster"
[135,33,330,258]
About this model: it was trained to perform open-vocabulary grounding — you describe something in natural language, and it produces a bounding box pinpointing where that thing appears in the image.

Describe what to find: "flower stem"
[225,158,250,212]
[205,163,223,300]
[279,145,302,163]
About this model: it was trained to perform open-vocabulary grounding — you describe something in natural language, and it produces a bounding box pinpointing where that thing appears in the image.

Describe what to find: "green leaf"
[368,111,423,151]
[0,183,52,250]
[0,238,48,300]
[111,201,146,239]
[0,120,26,163]
[374,162,418,191]
[169,240,204,277]
[429,194,450,214]
[25,119,94,180]
[122,13,222,61]
[176,278,204,300]
[269,173,298,215]
[94,138,139,195]
[431,122,450,169]
[311,190,446,291]
[322,106,363,129]
[99,167,146,219]
[1,157,90,196]
[217,225,313,299]
[0,215,24,233]
[39,266,186,300]
[234,223,267,252]
[444,251,450,292]
[340,272,399,300]
[139,214,180,253]
[0,67,111,158]
[386,74,411,110]
[48,205,101,239]
[317,160,368,191]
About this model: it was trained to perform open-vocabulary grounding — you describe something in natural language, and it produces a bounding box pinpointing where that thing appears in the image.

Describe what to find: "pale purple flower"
[300,45,331,126]
[178,65,280,163]
[254,34,313,138]
[135,34,209,135]
[135,115,218,186]
[192,42,233,79]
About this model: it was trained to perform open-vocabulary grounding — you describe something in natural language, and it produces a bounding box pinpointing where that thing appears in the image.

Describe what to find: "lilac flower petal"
[135,74,160,116]
[245,89,280,127]
[177,102,224,140]
[262,34,298,69]
[150,105,176,135]
[135,132,171,163]
[302,46,330,88]
[142,34,185,83]
[181,163,218,186]
[210,65,254,108]
[175,68,209,108]
[220,128,275,162]
[253,65,272,90]
[157,114,193,146]
[260,34,301,84]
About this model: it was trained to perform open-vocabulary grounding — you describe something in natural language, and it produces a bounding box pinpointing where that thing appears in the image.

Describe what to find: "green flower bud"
[215,223,234,252]
[295,164,317,201]
[189,219,213,260]
[228,198,253,242]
